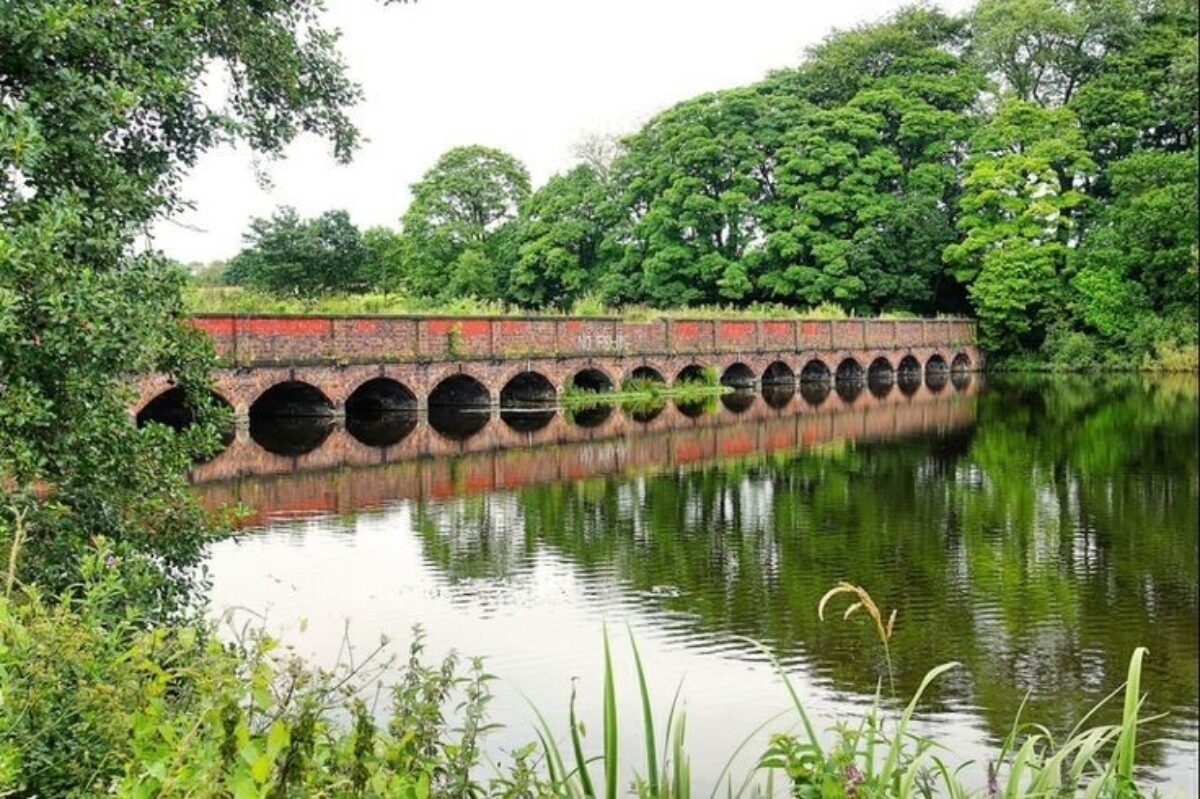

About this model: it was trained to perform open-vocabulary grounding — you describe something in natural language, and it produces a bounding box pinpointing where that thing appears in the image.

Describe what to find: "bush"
[1042,326,1101,371]
[0,543,548,798]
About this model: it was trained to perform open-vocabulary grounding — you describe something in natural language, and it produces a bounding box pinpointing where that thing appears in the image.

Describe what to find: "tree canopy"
[0,0,381,607]
[216,0,1197,366]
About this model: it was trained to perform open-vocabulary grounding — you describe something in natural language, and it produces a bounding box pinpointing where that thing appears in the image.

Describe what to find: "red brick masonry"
[135,314,982,415]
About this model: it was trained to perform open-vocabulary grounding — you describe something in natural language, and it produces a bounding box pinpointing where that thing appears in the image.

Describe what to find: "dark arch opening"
[926,354,949,375]
[675,364,710,385]
[801,359,831,382]
[627,366,665,386]
[762,361,795,385]
[835,358,864,383]
[429,373,491,408]
[502,407,556,433]
[721,391,756,414]
[800,380,831,406]
[867,358,894,399]
[925,369,948,393]
[720,362,755,388]
[951,371,974,391]
[347,413,418,448]
[500,371,556,406]
[835,380,864,403]
[137,387,232,431]
[763,384,795,409]
[345,378,416,416]
[250,381,334,419]
[897,355,922,397]
[951,353,972,374]
[568,403,613,428]
[571,368,614,394]
[868,358,894,383]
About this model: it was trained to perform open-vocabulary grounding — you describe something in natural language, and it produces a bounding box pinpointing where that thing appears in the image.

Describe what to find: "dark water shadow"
[624,399,666,424]
[763,384,795,409]
[502,407,557,433]
[347,411,419,448]
[721,390,757,414]
[868,376,894,400]
[567,403,613,429]
[897,373,922,398]
[799,381,831,406]
[251,416,335,456]
[675,396,720,419]
[834,380,864,404]
[429,406,491,441]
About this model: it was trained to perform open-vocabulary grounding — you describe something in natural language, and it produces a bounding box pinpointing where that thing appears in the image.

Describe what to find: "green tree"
[609,85,792,306]
[971,0,1139,108]
[605,7,981,313]
[760,7,980,313]
[226,207,370,296]
[1070,149,1199,347]
[362,225,406,294]
[945,100,1095,351]
[0,0,383,608]
[508,165,615,308]
[399,145,531,301]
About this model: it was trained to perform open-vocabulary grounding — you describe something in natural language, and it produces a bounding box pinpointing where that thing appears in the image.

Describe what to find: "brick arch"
[620,362,667,385]
[867,356,895,381]
[345,376,418,414]
[719,361,756,387]
[250,379,335,418]
[419,362,495,402]
[674,362,712,385]
[134,384,234,428]
[495,362,564,397]
[499,370,558,405]
[567,364,616,393]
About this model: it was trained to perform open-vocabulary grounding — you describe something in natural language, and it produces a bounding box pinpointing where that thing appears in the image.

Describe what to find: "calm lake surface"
[197,374,1199,793]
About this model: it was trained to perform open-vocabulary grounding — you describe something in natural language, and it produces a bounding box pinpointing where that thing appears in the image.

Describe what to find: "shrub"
[0,543,548,798]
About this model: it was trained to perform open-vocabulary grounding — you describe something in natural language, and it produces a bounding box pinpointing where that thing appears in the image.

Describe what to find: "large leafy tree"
[610,85,794,306]
[0,0,388,608]
[971,0,1139,108]
[945,101,1095,351]
[769,8,981,314]
[604,7,981,313]
[226,207,371,296]
[399,145,531,301]
[1069,149,1199,347]
[507,164,616,309]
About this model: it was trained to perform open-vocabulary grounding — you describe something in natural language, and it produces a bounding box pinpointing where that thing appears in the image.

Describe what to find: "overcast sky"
[152,0,972,264]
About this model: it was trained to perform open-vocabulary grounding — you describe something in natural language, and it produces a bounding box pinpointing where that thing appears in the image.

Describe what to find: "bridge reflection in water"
[193,371,979,524]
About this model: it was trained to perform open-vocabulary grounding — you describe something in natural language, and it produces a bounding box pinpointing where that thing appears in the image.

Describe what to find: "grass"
[185,286,957,322]
[562,373,731,411]
[533,585,1158,798]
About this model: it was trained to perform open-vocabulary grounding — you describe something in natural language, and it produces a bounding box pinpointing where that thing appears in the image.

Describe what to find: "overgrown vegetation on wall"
[212,0,1198,367]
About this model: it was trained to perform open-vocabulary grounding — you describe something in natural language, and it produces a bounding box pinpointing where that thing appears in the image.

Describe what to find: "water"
[196,375,1199,793]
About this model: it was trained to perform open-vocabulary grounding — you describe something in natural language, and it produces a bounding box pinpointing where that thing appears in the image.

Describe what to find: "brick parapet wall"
[191,314,977,368]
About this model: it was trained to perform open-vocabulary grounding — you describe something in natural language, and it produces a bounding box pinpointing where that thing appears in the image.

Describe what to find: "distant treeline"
[212,0,1198,365]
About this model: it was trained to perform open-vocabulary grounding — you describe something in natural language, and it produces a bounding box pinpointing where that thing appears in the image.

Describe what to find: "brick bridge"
[134,314,981,422]
[193,377,979,525]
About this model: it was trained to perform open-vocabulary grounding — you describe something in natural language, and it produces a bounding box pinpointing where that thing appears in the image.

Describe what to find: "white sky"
[152,0,972,264]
